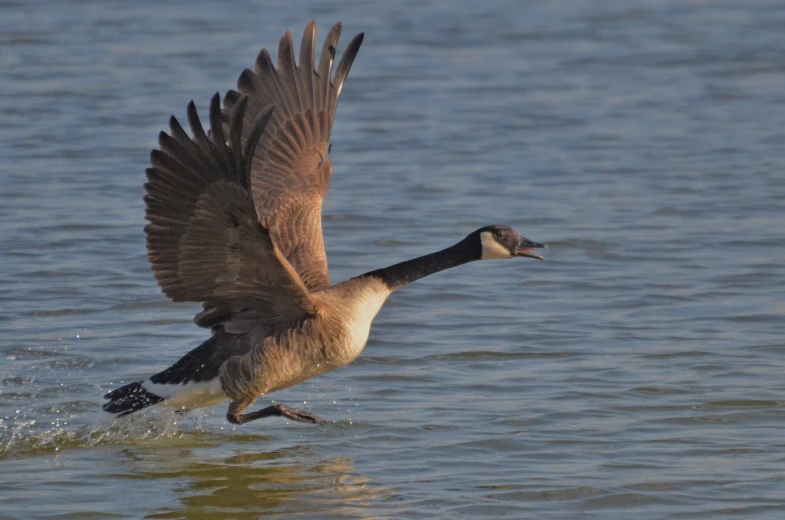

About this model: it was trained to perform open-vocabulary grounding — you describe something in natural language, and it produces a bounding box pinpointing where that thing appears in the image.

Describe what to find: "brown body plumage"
[219,277,390,402]
[103,21,545,425]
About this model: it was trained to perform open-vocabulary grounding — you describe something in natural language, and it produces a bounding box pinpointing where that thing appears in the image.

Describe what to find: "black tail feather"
[103,381,164,417]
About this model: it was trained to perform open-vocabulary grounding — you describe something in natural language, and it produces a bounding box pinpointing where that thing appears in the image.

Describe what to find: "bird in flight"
[103,21,546,426]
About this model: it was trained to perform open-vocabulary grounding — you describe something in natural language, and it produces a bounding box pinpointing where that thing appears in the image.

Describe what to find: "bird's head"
[470,225,546,261]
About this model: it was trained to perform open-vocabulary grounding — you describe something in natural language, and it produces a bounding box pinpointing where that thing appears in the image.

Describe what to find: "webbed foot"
[226,401,326,425]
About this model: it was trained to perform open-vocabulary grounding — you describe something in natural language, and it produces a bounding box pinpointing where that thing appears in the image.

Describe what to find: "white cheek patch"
[480,231,513,260]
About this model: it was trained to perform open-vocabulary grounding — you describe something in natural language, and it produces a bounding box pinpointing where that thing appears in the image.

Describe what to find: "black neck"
[363,236,481,291]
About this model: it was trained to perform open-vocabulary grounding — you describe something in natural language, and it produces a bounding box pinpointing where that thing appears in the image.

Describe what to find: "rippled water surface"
[2,0,785,518]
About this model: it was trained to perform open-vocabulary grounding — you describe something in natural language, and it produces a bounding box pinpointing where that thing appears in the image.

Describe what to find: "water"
[2,0,785,518]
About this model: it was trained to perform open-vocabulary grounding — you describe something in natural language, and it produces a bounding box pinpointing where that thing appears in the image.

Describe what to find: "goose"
[103,21,546,426]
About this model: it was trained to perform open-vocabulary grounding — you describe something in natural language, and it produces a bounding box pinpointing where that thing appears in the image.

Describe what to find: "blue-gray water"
[2,1,785,518]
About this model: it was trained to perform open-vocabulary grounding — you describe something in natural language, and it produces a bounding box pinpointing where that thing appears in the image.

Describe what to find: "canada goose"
[103,21,546,426]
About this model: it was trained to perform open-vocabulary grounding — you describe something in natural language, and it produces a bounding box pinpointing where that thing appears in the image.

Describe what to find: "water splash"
[0,405,225,461]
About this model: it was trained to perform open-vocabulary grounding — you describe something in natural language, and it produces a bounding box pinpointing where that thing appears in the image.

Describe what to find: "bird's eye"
[496,231,506,239]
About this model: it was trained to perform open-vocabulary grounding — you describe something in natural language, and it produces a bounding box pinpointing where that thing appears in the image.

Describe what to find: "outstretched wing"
[144,94,315,332]
[223,21,364,292]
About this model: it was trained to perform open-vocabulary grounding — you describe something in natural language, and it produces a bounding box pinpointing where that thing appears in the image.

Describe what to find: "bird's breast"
[305,282,390,374]
[245,280,392,396]
[339,287,390,362]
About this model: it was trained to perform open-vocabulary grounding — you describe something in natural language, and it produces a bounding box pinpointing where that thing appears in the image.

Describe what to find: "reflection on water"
[0,411,387,519]
[119,446,382,519]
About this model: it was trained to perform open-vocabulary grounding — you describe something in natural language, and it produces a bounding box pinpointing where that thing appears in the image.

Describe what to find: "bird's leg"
[226,400,326,425]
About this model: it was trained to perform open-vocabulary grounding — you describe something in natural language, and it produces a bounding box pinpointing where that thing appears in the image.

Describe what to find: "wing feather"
[144,94,315,331]
[223,21,364,292]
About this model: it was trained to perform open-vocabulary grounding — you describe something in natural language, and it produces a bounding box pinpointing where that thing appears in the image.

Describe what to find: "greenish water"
[2,0,785,518]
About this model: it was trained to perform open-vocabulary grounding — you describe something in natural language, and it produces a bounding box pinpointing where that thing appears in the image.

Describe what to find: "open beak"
[514,237,547,260]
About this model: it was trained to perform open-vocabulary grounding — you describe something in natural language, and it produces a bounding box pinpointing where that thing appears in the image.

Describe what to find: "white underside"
[142,378,228,409]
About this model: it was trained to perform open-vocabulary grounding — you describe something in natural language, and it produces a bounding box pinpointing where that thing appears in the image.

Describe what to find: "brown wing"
[223,21,364,292]
[144,93,315,332]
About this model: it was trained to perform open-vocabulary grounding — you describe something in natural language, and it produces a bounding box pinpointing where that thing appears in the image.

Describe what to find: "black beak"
[514,237,547,260]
